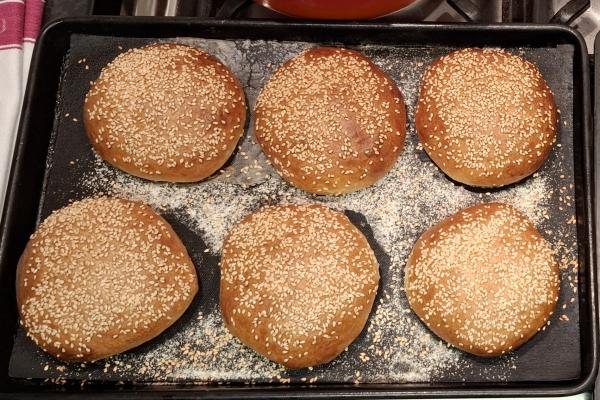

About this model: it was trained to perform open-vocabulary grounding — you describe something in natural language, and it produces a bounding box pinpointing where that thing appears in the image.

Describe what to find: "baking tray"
[0,18,596,398]
[593,29,600,400]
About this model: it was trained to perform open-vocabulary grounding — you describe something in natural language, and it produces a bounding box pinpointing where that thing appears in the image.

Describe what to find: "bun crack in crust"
[220,204,379,368]
[255,47,406,195]
[405,202,559,356]
[16,197,198,362]
[84,43,247,182]
[416,48,557,187]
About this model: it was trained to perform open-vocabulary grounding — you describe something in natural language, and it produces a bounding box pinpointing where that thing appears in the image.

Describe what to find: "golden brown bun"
[84,43,247,182]
[255,47,406,195]
[16,197,198,362]
[416,48,557,187]
[220,204,379,368]
[405,202,559,357]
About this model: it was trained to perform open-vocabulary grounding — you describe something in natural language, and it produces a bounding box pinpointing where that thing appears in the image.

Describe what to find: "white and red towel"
[0,0,44,216]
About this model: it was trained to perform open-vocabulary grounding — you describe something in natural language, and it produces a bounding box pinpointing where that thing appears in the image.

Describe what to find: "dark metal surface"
[593,29,600,400]
[215,0,250,18]
[446,0,482,21]
[550,0,590,25]
[0,18,596,398]
[42,0,94,24]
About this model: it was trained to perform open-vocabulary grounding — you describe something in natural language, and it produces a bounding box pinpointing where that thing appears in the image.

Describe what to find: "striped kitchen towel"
[0,0,44,217]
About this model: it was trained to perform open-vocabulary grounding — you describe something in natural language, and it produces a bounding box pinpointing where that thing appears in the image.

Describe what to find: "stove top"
[43,0,600,53]
[212,0,598,52]
[211,0,497,21]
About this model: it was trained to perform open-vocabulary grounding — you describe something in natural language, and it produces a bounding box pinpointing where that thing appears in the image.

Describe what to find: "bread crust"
[255,47,406,195]
[84,43,246,182]
[405,202,560,356]
[16,197,198,362]
[416,48,557,187]
[220,204,379,368]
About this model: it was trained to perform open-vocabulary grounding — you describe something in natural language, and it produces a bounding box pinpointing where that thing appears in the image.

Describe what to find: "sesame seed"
[254,47,405,195]
[405,202,560,356]
[17,196,198,362]
[221,204,379,368]
[84,43,246,181]
[416,48,557,187]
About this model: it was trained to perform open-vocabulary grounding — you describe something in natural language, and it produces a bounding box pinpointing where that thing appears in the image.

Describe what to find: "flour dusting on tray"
[20,35,579,385]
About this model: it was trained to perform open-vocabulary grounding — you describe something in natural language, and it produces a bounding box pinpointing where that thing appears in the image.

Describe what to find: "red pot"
[253,0,423,20]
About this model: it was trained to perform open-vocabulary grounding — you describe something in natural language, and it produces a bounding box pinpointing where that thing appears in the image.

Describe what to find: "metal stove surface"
[532,0,599,53]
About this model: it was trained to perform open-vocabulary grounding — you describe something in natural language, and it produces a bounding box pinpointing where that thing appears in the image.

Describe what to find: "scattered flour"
[45,39,575,385]
[80,130,545,383]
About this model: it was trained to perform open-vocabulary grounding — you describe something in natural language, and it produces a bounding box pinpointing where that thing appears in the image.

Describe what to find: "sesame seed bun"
[16,197,198,362]
[405,202,560,357]
[84,43,247,182]
[416,48,557,187]
[220,204,379,368]
[255,47,406,195]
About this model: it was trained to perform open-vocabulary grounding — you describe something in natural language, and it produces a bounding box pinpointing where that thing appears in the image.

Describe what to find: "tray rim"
[0,17,596,398]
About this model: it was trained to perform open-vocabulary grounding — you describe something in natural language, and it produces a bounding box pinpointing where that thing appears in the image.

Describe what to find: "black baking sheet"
[8,33,581,385]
